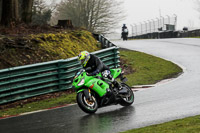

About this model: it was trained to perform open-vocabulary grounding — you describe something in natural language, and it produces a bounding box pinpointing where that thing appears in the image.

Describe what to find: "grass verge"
[121,115,200,133]
[0,93,76,117]
[120,49,182,86]
[0,49,182,117]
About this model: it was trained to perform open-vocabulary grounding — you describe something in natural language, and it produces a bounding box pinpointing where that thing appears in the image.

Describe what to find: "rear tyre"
[119,83,134,106]
[77,91,98,114]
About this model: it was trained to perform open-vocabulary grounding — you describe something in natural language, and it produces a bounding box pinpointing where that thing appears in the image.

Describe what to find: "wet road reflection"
[77,106,135,133]
[0,105,136,133]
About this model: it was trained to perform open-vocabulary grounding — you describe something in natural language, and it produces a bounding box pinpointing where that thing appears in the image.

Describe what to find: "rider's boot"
[107,74,128,94]
[106,88,112,96]
[107,74,122,90]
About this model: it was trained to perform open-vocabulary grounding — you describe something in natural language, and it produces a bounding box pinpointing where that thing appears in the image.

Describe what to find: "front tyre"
[119,83,134,106]
[77,92,98,114]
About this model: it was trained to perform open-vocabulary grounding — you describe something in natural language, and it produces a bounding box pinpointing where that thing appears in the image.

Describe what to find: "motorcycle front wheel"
[77,91,98,114]
[119,83,134,106]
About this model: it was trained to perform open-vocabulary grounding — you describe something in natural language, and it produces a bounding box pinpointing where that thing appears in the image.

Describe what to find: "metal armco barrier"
[93,33,115,48]
[0,35,119,105]
[128,29,200,39]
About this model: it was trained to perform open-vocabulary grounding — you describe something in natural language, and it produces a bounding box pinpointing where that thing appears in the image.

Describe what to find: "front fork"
[83,89,93,101]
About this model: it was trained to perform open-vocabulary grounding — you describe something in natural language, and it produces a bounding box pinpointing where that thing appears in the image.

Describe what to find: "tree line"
[54,0,124,34]
[0,0,124,34]
[0,0,33,26]
[0,0,54,27]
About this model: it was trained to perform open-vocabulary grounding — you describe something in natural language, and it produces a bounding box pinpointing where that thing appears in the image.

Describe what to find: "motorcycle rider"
[78,51,109,76]
[121,24,129,40]
[122,24,128,32]
[78,51,121,94]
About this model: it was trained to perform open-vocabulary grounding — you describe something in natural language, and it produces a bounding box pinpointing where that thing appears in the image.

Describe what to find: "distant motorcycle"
[121,28,128,41]
[72,68,134,113]
[121,32,128,41]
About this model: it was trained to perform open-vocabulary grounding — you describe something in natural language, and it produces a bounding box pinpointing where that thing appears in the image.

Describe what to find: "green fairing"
[72,68,121,98]
[72,69,107,97]
[110,68,121,79]
[85,78,108,97]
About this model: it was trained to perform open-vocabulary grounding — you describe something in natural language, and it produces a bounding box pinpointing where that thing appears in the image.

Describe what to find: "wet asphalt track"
[1,38,200,133]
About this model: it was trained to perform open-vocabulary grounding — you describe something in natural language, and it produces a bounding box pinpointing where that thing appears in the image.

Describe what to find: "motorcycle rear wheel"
[77,92,98,114]
[119,83,134,106]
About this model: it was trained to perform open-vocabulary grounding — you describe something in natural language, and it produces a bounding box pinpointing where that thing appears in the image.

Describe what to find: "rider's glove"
[91,69,99,76]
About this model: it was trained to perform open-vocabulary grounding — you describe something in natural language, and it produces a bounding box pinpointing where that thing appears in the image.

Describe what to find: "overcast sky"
[122,0,200,31]
[47,0,200,32]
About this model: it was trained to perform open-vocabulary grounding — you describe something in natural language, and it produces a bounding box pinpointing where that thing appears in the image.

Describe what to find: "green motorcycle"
[72,68,134,113]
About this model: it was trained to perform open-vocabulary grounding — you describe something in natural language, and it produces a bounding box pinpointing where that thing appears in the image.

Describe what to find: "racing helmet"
[78,51,90,67]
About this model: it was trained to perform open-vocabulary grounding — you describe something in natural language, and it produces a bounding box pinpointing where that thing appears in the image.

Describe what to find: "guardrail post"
[105,40,108,48]
[99,35,103,48]
[102,37,105,48]
[114,47,119,68]
[104,38,107,48]
[57,61,65,90]
[108,41,112,47]
[98,35,101,42]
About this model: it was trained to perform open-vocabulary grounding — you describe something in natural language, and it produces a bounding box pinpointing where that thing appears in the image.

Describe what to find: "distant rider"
[122,24,128,33]
[121,24,128,40]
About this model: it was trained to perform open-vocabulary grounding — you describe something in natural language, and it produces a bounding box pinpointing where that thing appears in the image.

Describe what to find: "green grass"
[120,49,182,86]
[121,115,200,133]
[0,93,76,117]
[0,49,182,117]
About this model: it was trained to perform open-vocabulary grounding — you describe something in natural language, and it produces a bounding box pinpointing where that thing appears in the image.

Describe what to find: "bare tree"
[33,0,46,15]
[0,0,34,26]
[21,0,34,24]
[32,0,59,25]
[55,0,124,34]
[0,0,20,26]
[0,0,2,22]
